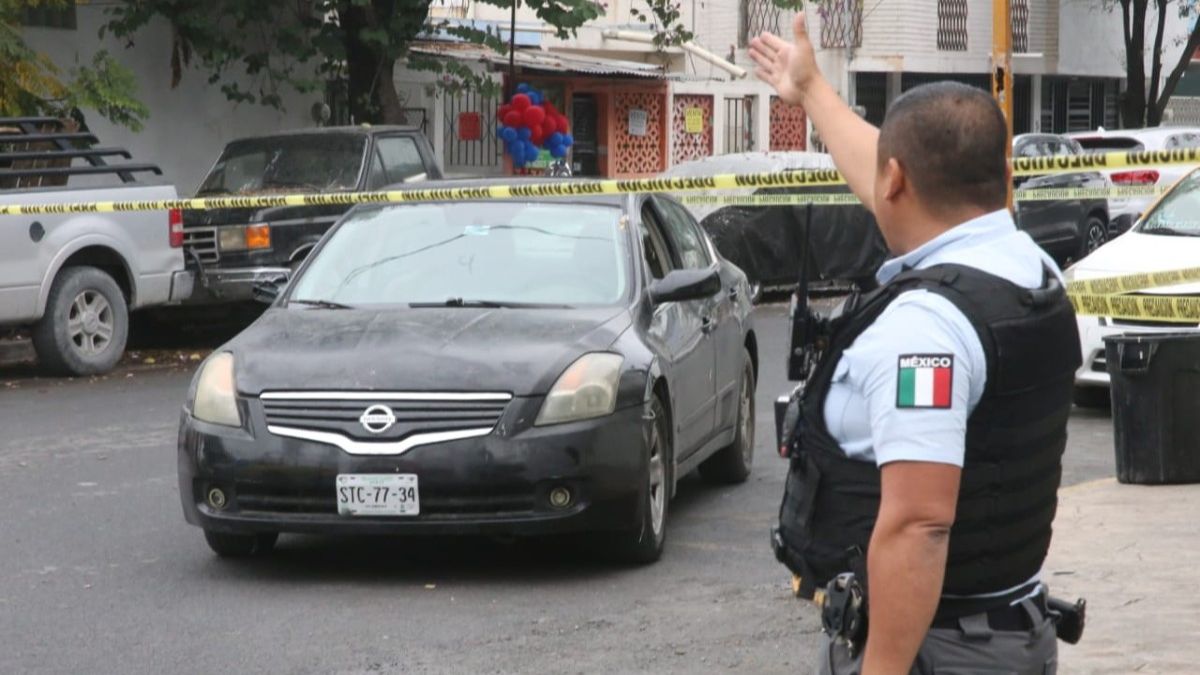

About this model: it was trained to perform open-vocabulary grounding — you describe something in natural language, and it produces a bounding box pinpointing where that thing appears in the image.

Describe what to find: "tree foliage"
[0,0,147,129]
[103,0,608,124]
[1109,0,1200,127]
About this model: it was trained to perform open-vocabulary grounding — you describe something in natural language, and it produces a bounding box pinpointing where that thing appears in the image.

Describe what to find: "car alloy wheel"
[647,406,667,539]
[68,289,115,356]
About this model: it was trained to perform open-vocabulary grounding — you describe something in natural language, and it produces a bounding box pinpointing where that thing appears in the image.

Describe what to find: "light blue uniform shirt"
[823,209,1061,467]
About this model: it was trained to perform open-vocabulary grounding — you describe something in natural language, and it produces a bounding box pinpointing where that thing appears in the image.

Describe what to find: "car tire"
[31,266,129,376]
[1073,386,1110,410]
[699,350,756,485]
[1078,215,1108,260]
[610,394,672,565]
[203,530,278,558]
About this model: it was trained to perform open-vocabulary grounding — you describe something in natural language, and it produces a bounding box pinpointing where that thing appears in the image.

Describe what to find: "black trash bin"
[1105,332,1200,484]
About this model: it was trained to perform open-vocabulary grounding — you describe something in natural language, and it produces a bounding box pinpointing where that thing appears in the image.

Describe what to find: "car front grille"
[260,391,512,455]
[183,227,219,263]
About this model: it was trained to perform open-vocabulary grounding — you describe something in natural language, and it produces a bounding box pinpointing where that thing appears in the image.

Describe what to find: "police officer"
[750,14,1081,675]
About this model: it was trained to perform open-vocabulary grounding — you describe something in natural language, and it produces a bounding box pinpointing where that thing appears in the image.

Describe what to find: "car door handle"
[701,315,715,334]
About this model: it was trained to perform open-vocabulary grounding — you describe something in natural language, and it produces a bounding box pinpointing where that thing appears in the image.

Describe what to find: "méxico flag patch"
[896,354,954,409]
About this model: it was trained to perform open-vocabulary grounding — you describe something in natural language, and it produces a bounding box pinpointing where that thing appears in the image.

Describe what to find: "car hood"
[228,306,633,396]
[1069,231,1200,295]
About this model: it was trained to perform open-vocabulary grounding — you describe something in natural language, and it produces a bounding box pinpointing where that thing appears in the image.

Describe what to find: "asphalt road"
[0,305,1117,674]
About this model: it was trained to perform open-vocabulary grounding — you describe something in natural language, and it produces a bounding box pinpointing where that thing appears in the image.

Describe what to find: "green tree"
[0,0,147,129]
[1108,0,1200,127]
[102,0,609,125]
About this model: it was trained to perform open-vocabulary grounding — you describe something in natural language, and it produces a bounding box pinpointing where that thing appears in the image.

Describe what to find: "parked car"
[663,152,888,298]
[178,180,758,564]
[1013,133,1111,265]
[1066,166,1200,407]
[0,116,191,375]
[1068,126,1200,232]
[183,125,442,304]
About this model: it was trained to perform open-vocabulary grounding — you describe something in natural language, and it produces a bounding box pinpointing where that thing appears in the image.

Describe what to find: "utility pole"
[992,0,1013,211]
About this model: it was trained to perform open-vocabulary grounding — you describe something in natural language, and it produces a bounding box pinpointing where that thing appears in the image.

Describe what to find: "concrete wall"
[22,4,315,195]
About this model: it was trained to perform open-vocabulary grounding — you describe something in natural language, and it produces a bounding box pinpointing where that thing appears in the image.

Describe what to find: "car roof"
[374,176,633,209]
[226,125,424,144]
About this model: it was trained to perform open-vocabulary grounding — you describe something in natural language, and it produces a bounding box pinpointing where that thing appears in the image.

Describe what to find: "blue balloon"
[562,133,574,148]
[517,126,532,140]
[548,132,564,147]
[525,140,539,157]
[551,144,567,159]
[516,83,530,93]
[500,127,517,142]
[528,92,542,106]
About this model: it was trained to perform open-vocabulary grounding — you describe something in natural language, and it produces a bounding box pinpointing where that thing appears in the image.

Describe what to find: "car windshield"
[197,135,366,195]
[288,201,630,307]
[1136,171,1200,236]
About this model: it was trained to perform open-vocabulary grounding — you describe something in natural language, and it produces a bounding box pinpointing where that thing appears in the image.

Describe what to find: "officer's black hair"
[877,82,1008,214]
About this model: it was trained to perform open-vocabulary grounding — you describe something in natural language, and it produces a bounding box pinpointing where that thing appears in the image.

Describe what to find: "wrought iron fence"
[724,97,755,154]
[937,0,968,51]
[1011,0,1029,53]
[819,0,862,49]
[739,0,782,48]
[443,90,500,170]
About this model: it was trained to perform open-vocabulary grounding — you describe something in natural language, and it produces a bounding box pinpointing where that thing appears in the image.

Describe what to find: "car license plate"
[336,474,419,516]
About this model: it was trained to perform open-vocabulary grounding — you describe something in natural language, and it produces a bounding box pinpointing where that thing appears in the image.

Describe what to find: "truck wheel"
[32,266,129,376]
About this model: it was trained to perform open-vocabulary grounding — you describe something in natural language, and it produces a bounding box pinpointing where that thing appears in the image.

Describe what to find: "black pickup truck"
[183,126,442,304]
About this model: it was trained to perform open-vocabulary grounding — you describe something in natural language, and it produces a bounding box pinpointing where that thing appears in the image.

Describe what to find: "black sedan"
[178,180,759,564]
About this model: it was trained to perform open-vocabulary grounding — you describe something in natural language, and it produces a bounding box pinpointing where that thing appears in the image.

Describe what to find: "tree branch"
[1146,0,1168,122]
[1154,14,1200,122]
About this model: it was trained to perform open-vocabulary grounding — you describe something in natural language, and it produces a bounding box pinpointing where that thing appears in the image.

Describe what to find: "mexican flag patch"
[896,354,954,409]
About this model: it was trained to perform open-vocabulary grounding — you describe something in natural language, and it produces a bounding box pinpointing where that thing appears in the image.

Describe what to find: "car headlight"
[192,352,242,427]
[536,353,623,426]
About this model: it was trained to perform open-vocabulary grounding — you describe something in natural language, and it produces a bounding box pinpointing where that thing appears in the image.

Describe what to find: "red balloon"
[498,104,513,120]
[512,94,531,111]
[541,117,557,137]
[543,101,558,116]
[523,105,546,127]
[503,110,523,128]
[530,128,545,145]
[556,114,570,134]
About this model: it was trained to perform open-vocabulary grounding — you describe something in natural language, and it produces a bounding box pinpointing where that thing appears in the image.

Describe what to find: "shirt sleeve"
[843,290,987,468]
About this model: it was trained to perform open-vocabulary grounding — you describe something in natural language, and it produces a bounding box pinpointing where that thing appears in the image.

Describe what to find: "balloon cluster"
[496,83,574,169]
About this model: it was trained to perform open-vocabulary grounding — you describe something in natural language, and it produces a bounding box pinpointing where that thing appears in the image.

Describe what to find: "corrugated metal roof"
[409,42,706,81]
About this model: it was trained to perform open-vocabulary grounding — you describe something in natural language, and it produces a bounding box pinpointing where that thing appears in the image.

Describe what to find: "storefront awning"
[409,42,708,81]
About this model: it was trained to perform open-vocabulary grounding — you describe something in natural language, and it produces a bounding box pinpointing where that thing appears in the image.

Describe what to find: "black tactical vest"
[776,263,1081,603]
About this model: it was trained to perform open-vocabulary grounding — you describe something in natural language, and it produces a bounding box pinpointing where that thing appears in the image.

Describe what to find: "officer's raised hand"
[748,13,817,107]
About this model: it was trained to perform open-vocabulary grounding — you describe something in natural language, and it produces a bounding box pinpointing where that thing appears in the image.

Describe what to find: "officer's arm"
[861,462,960,675]
[749,14,880,210]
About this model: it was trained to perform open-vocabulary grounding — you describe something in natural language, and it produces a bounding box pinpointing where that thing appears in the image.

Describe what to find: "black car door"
[640,198,718,458]
[654,196,744,434]
[1015,135,1078,258]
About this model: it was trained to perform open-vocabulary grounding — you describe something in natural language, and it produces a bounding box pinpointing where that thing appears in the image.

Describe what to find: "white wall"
[22,4,315,195]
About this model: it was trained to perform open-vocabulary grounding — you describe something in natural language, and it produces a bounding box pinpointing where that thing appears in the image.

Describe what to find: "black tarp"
[698,184,888,290]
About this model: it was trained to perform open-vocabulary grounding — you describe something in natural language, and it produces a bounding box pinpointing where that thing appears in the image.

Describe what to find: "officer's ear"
[880,157,906,203]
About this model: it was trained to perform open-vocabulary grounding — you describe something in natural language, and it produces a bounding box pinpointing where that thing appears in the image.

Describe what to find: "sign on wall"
[628,109,648,137]
[457,112,481,141]
[684,107,704,134]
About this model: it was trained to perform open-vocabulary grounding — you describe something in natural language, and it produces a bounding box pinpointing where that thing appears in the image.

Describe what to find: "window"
[654,198,711,269]
[376,136,426,183]
[365,151,388,190]
[724,97,756,154]
[937,0,968,51]
[1167,133,1200,149]
[22,2,76,29]
[639,204,673,280]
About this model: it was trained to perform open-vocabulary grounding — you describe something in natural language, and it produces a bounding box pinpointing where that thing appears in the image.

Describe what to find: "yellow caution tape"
[1070,293,1200,322]
[1066,266,1200,296]
[2,146,1199,215]
[677,185,1166,207]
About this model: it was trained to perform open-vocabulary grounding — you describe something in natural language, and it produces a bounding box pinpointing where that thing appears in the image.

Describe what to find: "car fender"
[37,227,138,318]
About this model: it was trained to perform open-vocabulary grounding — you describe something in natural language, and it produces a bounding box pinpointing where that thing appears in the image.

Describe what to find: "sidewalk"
[1046,478,1200,674]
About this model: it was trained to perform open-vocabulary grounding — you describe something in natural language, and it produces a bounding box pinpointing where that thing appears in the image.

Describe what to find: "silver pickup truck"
[1,117,192,376]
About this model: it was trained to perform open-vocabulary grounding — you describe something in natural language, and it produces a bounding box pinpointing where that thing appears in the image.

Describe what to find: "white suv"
[1068,127,1200,234]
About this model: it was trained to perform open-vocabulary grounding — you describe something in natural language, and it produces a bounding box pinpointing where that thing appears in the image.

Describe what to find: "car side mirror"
[649,268,721,304]
[251,273,289,305]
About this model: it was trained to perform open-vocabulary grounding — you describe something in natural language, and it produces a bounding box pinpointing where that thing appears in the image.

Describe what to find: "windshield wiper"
[289,298,355,309]
[1141,227,1200,237]
[410,298,573,309]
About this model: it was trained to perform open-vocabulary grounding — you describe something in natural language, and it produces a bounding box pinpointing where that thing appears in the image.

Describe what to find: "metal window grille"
[443,90,498,170]
[739,0,782,48]
[724,97,755,154]
[1067,81,1092,132]
[1011,0,1029,54]
[937,0,968,51]
[819,0,863,49]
